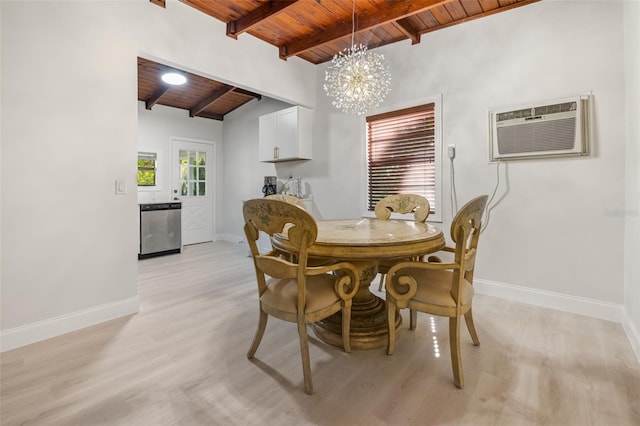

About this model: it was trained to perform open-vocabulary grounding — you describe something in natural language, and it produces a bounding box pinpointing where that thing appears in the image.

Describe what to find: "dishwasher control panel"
[140,202,182,211]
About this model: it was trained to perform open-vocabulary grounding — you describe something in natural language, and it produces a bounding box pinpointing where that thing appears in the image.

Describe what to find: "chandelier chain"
[351,0,355,48]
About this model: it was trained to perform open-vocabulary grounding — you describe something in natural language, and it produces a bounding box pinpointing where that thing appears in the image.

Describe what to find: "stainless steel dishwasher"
[139,202,182,259]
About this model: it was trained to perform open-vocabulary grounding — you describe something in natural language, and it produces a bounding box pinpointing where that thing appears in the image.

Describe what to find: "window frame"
[361,94,443,223]
[137,151,161,192]
[178,148,208,197]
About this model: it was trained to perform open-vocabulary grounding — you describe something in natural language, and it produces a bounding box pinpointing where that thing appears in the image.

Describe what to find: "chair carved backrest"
[449,195,488,289]
[374,194,430,222]
[243,199,317,306]
[374,194,431,292]
[266,194,306,211]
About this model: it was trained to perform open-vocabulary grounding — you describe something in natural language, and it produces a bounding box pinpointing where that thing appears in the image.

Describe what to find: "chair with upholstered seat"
[384,195,488,388]
[243,198,360,395]
[374,194,431,291]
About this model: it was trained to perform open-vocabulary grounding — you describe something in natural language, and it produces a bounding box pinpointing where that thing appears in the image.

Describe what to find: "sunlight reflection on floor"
[430,316,440,358]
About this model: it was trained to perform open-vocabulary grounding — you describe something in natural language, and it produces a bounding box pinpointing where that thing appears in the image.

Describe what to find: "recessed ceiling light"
[161,72,187,85]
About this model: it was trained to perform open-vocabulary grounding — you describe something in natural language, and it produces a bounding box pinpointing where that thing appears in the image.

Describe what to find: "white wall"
[309,0,627,304]
[0,0,315,351]
[406,0,627,306]
[1,1,141,343]
[219,97,296,242]
[219,1,631,321]
[137,102,223,205]
[623,0,640,358]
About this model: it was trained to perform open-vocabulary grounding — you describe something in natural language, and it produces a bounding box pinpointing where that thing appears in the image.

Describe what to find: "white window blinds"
[366,103,437,213]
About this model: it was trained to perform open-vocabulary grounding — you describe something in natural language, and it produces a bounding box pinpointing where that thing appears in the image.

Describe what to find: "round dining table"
[271,217,445,350]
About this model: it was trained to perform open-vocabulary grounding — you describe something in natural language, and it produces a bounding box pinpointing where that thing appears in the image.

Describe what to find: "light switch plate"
[115,180,126,195]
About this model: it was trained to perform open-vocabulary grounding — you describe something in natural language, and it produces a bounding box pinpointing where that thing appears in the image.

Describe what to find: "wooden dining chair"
[374,194,431,291]
[243,198,360,395]
[384,195,488,388]
[266,193,306,210]
[266,193,334,267]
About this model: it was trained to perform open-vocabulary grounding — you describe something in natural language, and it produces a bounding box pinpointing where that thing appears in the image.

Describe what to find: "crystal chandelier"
[324,1,391,115]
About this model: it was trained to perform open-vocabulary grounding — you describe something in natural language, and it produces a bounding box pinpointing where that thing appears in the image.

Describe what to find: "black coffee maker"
[262,176,277,197]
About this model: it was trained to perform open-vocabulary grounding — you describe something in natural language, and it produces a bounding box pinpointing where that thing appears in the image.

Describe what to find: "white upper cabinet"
[259,106,312,162]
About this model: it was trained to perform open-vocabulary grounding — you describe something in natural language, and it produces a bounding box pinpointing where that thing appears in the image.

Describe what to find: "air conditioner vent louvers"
[489,96,591,161]
[497,117,576,154]
[496,108,533,122]
[534,101,577,116]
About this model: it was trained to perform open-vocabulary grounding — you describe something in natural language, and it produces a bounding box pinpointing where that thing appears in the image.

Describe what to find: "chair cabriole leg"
[409,309,417,330]
[298,322,313,395]
[342,302,352,353]
[449,316,464,388]
[464,307,480,346]
[378,274,386,292]
[386,299,397,355]
[247,309,268,358]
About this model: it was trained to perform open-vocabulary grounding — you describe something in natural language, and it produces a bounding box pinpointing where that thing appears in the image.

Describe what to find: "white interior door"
[171,138,215,245]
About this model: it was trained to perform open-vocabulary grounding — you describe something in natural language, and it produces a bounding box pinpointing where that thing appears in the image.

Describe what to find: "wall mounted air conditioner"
[489,94,592,161]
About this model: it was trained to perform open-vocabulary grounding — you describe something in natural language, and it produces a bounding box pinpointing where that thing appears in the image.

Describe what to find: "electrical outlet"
[448,145,456,159]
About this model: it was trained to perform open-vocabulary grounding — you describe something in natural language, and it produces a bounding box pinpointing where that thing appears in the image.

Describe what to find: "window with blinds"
[366,103,437,214]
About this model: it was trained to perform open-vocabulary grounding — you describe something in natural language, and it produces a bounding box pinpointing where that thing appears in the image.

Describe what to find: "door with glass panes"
[171,138,214,245]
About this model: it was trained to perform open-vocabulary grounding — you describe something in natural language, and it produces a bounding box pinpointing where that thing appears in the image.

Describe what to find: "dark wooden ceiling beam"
[227,0,299,39]
[233,88,262,101]
[393,19,421,45]
[145,85,171,110]
[198,112,225,121]
[190,86,236,117]
[149,0,165,8]
[279,0,449,60]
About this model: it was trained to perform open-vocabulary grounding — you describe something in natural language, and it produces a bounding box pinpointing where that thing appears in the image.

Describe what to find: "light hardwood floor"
[1,242,639,425]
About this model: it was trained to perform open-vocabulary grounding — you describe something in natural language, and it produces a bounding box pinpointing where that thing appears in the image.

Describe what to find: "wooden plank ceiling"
[137,57,261,121]
[139,0,540,120]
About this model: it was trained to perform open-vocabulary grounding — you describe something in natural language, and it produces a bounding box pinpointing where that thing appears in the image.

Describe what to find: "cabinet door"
[259,112,277,161]
[276,107,298,160]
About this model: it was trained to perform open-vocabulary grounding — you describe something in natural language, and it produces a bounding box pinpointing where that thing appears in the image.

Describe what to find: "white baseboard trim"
[215,240,640,360]
[475,278,640,363]
[622,311,640,362]
[5,273,636,362]
[0,296,140,353]
[474,278,624,322]
[216,233,244,244]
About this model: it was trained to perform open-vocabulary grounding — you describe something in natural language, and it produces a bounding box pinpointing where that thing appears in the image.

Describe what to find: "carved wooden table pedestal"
[311,260,402,350]
[272,218,444,350]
